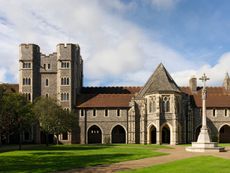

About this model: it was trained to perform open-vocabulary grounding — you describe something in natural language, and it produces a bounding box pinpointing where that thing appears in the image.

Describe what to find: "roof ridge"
[138,63,181,96]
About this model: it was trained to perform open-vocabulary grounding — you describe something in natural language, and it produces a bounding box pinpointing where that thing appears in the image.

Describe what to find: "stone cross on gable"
[199,73,210,88]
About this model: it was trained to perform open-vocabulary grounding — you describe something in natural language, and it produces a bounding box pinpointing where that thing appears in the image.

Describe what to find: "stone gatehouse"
[14,43,230,145]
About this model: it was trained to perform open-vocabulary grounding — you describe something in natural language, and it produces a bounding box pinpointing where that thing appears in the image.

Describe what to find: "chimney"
[223,73,230,91]
[189,76,197,92]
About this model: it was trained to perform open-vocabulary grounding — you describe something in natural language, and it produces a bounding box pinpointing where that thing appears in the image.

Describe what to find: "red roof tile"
[181,87,230,108]
[77,87,142,108]
[78,86,230,108]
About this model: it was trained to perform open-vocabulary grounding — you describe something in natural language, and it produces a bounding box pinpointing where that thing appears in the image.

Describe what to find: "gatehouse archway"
[111,125,126,143]
[162,124,170,144]
[88,125,102,144]
[150,125,157,144]
[219,125,230,143]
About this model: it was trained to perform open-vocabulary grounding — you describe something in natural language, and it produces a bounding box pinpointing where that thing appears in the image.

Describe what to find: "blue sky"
[0,0,230,86]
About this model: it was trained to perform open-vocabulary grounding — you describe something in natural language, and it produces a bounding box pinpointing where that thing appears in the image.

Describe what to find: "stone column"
[156,95,161,144]
[197,74,211,143]
[171,95,178,145]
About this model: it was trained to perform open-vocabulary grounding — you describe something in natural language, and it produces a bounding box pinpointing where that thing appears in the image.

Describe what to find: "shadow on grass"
[0,153,132,173]
[0,144,111,153]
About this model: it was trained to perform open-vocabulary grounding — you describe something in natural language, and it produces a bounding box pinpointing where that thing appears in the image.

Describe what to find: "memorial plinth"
[186,74,225,152]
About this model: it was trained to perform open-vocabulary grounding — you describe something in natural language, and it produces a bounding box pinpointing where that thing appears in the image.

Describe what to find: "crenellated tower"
[19,44,41,101]
[56,43,83,110]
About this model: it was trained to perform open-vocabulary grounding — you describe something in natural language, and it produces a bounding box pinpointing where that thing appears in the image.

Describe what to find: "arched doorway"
[88,125,102,144]
[150,126,156,144]
[40,131,54,144]
[195,125,202,141]
[112,125,126,143]
[219,125,230,143]
[162,124,170,144]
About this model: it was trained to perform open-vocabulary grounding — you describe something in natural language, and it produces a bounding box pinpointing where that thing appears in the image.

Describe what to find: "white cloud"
[0,68,6,83]
[146,0,180,10]
[0,0,229,88]
[172,52,230,86]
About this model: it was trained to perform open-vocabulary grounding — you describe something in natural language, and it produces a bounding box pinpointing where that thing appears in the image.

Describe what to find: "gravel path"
[59,145,230,173]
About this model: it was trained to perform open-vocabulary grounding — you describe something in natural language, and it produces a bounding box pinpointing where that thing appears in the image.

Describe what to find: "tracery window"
[61,77,70,85]
[149,97,156,113]
[22,62,31,69]
[162,95,170,112]
[61,93,69,101]
[23,78,31,85]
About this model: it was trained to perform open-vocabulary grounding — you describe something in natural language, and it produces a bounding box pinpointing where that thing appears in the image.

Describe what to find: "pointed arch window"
[162,96,170,112]
[149,97,156,113]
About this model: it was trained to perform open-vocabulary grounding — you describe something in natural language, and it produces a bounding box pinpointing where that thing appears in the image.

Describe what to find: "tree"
[0,85,6,146]
[33,97,75,146]
[1,93,34,149]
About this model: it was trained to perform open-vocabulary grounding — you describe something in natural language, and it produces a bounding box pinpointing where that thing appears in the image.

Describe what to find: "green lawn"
[0,144,168,173]
[119,156,230,173]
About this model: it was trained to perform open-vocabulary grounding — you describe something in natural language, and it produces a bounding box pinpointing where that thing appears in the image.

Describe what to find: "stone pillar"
[156,119,161,144]
[186,73,224,152]
[171,95,178,145]
[156,95,161,144]
[197,87,211,143]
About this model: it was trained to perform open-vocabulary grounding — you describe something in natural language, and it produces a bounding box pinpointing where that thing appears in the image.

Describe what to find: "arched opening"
[150,126,157,144]
[162,124,170,144]
[112,125,126,143]
[88,125,102,144]
[195,125,202,141]
[40,131,54,144]
[219,125,230,143]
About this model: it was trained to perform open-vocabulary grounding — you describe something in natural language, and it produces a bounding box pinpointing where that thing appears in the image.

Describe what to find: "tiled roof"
[78,86,230,108]
[77,87,142,108]
[138,63,181,97]
[1,83,229,108]
[181,87,230,108]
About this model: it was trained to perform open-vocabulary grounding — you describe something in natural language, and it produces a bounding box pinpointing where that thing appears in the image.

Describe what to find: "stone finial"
[189,75,197,92]
[223,72,230,91]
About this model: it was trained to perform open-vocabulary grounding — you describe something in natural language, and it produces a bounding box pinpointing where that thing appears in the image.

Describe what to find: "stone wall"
[78,108,128,144]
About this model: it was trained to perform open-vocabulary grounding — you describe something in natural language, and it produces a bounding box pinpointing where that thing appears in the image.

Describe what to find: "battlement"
[41,52,57,58]
[20,43,40,50]
[56,43,80,50]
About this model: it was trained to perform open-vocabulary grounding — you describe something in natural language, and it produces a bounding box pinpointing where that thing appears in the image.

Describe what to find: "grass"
[0,144,168,173]
[219,143,230,147]
[119,156,230,173]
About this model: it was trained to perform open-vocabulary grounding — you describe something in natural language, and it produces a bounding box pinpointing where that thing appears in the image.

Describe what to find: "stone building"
[8,43,230,144]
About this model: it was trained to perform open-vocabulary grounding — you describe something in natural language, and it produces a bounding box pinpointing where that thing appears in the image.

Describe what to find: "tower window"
[47,64,51,69]
[61,93,69,101]
[61,77,70,85]
[23,62,31,69]
[45,79,49,86]
[24,93,31,101]
[23,78,31,85]
[93,109,96,116]
[61,62,70,68]
[64,108,70,111]
[45,93,49,98]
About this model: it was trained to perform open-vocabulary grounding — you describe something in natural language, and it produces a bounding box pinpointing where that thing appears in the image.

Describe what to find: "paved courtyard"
[60,145,230,173]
